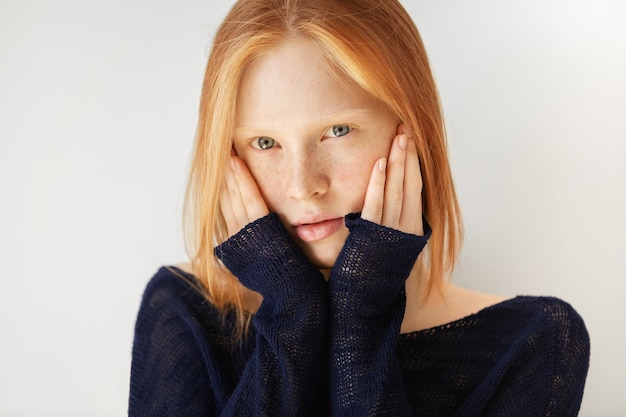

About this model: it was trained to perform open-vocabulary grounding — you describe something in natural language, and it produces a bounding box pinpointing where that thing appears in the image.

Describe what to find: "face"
[233,38,398,271]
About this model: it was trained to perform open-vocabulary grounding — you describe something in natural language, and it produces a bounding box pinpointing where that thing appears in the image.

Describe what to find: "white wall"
[0,1,623,416]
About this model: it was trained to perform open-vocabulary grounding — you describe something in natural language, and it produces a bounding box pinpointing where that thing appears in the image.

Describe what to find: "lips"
[293,217,343,242]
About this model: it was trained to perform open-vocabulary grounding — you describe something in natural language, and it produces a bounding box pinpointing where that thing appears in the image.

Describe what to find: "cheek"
[333,154,379,206]
[338,136,395,205]
[244,159,285,209]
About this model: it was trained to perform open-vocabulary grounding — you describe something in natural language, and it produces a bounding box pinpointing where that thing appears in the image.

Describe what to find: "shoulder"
[515,296,590,356]
[130,267,226,414]
[471,295,589,341]
[403,284,506,332]
[488,296,591,377]
[499,296,588,335]
[500,296,590,413]
[136,266,225,336]
[141,265,207,310]
[133,266,248,357]
[144,264,198,293]
[481,296,590,391]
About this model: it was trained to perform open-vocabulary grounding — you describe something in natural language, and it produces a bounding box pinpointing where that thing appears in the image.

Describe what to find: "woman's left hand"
[361,125,424,236]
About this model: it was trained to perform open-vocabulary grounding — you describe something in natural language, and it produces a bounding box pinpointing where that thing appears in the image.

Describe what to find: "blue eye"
[326,125,351,138]
[254,137,275,150]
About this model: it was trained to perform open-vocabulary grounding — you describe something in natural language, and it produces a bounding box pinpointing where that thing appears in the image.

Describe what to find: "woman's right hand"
[213,157,328,417]
[219,154,270,238]
[216,153,325,296]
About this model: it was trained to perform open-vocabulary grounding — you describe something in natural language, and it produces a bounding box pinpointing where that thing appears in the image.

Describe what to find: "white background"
[0,1,624,415]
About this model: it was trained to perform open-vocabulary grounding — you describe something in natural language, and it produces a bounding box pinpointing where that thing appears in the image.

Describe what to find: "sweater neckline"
[399,296,521,339]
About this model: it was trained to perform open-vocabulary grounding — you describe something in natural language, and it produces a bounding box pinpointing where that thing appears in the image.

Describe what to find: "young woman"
[129,1,590,415]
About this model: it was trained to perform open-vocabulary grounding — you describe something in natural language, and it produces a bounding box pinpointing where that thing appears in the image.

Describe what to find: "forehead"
[235,38,377,129]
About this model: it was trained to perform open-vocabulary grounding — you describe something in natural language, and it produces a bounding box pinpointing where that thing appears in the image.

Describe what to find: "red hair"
[184,0,463,338]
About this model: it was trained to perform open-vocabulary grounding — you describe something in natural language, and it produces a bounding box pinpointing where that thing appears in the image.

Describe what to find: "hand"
[361,125,424,236]
[220,154,270,238]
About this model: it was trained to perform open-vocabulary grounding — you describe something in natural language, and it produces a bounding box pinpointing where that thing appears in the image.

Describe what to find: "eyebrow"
[317,108,372,125]
[235,108,372,135]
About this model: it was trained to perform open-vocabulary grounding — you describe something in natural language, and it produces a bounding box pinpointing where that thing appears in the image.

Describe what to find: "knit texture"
[328,214,431,416]
[129,214,590,416]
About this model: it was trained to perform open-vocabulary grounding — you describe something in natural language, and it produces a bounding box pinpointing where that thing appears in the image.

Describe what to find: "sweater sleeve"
[130,213,328,417]
[213,212,328,416]
[328,213,431,417]
[542,299,590,416]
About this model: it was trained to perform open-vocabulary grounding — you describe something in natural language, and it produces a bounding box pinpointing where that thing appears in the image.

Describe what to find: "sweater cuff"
[330,213,432,303]
[344,212,432,241]
[214,213,323,296]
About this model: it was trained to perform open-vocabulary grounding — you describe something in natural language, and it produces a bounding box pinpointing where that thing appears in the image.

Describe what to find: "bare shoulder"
[445,284,507,317]
[402,283,507,333]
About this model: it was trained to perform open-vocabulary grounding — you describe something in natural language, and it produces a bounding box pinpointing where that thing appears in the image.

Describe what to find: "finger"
[381,134,407,229]
[219,181,238,238]
[231,156,269,222]
[221,157,249,236]
[398,135,424,235]
[361,157,387,224]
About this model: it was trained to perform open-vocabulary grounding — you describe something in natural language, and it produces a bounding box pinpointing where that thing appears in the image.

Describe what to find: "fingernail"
[399,134,408,150]
[229,157,236,171]
[378,158,387,172]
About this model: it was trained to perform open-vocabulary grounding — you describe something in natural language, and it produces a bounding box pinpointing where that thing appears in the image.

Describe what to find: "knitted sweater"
[129,213,590,416]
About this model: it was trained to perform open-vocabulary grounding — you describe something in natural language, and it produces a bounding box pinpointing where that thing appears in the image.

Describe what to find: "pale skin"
[182,38,503,332]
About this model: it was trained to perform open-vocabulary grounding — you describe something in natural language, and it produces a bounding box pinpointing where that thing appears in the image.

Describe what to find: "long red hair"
[184,0,463,339]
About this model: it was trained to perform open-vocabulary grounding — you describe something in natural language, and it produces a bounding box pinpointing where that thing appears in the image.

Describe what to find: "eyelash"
[250,124,353,150]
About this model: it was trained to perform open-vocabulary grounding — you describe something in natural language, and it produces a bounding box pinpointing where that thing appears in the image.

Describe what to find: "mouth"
[293,217,343,242]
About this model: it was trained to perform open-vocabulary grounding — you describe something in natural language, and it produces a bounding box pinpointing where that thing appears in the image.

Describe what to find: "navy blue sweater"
[129,213,590,416]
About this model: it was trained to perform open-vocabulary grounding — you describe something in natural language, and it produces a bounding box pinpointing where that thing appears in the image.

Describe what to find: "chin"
[291,224,349,271]
[299,241,343,271]
[304,250,339,271]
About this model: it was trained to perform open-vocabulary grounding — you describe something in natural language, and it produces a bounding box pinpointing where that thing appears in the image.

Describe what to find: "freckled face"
[233,38,398,270]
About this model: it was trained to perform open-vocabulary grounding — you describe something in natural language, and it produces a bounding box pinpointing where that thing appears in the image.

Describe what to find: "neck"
[400,264,447,333]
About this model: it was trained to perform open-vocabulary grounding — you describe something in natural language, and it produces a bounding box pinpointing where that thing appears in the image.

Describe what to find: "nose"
[286,149,329,201]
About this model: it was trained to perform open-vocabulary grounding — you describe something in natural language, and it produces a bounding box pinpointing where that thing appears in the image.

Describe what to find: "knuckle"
[408,177,422,190]
[391,188,403,203]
